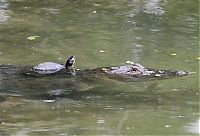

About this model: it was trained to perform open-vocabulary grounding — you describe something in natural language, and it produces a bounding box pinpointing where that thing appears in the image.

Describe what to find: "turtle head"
[65,56,75,69]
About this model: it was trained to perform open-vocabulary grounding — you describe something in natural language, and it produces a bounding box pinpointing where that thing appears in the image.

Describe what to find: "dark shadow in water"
[0,95,5,102]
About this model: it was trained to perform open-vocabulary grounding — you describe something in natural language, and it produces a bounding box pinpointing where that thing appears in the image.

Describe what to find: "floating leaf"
[27,35,39,41]
[170,53,177,56]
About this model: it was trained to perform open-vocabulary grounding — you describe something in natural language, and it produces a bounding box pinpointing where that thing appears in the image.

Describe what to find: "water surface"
[0,0,199,135]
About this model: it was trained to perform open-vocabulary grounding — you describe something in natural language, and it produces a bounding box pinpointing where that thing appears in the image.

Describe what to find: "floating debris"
[172,88,178,91]
[94,3,102,7]
[196,57,200,60]
[126,61,135,64]
[59,133,67,136]
[93,10,97,13]
[188,71,196,74]
[126,127,131,130]
[185,59,193,63]
[43,100,56,103]
[153,49,161,53]
[165,125,171,128]
[104,107,124,110]
[86,96,91,99]
[106,105,112,108]
[135,44,143,47]
[99,50,105,53]
[27,35,39,41]
[74,111,80,114]
[170,53,177,56]
[64,110,70,113]
[97,119,105,124]
[192,113,200,115]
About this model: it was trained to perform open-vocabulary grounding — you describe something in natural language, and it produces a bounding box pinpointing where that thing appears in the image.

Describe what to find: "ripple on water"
[143,0,165,16]
[0,0,10,23]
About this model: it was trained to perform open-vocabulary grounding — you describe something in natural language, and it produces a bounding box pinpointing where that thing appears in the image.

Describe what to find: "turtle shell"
[33,62,65,74]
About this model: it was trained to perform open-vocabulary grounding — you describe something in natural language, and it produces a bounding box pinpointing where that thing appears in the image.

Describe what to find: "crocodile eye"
[132,67,138,71]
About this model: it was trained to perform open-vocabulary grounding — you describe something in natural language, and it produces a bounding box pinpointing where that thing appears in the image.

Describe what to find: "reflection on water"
[144,0,165,16]
[184,118,200,134]
[0,0,199,135]
[0,68,198,135]
[0,0,9,23]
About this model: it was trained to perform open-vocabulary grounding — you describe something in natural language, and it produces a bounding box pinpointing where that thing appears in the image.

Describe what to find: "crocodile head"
[100,63,188,81]
[100,63,151,81]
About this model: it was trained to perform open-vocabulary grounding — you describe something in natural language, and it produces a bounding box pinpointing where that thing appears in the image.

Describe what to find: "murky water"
[0,0,199,135]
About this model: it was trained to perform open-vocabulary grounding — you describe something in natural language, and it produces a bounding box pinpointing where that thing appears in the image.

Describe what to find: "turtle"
[32,56,75,74]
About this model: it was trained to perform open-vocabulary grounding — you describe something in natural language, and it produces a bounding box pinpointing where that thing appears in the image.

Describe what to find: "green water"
[0,0,199,135]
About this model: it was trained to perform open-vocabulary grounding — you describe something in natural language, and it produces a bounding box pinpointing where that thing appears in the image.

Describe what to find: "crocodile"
[0,63,188,101]
[77,63,188,82]
[0,62,188,82]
